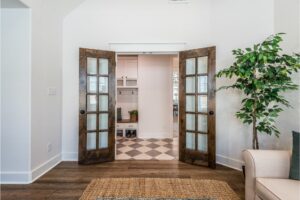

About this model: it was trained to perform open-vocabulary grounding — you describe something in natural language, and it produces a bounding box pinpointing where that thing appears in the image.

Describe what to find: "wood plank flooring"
[1,161,245,200]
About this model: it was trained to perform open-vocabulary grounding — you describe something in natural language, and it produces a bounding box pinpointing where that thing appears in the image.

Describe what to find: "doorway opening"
[115,54,179,160]
[79,47,215,167]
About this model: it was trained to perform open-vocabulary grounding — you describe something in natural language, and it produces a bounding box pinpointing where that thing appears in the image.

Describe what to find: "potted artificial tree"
[217,33,299,150]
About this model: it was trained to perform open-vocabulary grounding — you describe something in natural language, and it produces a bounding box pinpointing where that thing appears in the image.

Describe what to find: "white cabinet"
[116,55,139,138]
[117,56,138,88]
[116,123,138,130]
[116,123,138,138]
[117,77,138,88]
[124,59,138,79]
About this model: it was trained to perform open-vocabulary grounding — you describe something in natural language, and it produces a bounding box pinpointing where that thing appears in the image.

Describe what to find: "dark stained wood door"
[79,48,116,164]
[179,47,216,168]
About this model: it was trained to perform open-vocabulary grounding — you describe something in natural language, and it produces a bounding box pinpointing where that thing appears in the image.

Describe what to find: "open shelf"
[117,86,138,89]
[117,119,138,124]
[116,56,139,138]
[117,77,138,87]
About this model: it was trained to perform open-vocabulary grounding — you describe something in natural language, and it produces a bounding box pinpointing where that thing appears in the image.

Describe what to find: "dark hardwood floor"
[1,161,245,200]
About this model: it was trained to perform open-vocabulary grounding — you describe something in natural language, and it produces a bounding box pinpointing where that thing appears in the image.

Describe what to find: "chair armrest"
[243,150,291,200]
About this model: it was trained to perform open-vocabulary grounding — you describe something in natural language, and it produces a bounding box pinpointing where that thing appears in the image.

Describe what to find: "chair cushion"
[256,178,300,200]
[290,131,300,180]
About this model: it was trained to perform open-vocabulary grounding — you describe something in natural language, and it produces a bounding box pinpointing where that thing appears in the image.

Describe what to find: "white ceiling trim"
[109,42,187,53]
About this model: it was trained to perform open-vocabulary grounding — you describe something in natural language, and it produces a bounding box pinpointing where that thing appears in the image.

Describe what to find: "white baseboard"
[0,171,31,184]
[1,154,61,184]
[216,154,244,171]
[31,153,62,182]
[62,152,78,161]
[1,152,242,184]
[61,152,243,172]
[61,153,243,172]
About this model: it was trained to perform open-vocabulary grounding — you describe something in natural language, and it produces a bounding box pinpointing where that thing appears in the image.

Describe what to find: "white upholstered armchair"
[243,150,300,200]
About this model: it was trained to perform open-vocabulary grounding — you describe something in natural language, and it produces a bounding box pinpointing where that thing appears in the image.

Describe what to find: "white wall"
[211,0,275,169]
[263,0,300,150]
[274,0,300,54]
[62,0,212,160]
[138,55,173,139]
[1,7,31,183]
[21,0,64,177]
[212,0,300,169]
[0,0,86,183]
[62,0,299,169]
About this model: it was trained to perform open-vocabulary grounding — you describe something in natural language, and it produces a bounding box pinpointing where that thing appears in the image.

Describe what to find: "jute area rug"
[80,178,240,200]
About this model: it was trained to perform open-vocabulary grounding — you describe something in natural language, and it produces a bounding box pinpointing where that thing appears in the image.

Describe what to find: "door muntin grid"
[185,56,208,153]
[86,57,109,150]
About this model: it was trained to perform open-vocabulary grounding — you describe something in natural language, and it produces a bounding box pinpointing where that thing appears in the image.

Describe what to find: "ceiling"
[1,0,28,8]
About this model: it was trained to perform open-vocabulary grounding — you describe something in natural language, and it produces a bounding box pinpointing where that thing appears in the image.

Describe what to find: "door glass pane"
[99,58,109,75]
[99,77,108,93]
[186,132,195,149]
[186,96,195,112]
[198,76,207,93]
[87,76,97,93]
[87,114,96,130]
[87,132,96,150]
[186,114,195,131]
[99,132,108,148]
[198,114,207,133]
[197,57,208,74]
[198,95,208,113]
[99,95,108,111]
[87,95,97,112]
[99,113,108,130]
[186,58,195,75]
[198,134,208,152]
[186,77,195,93]
[87,57,97,75]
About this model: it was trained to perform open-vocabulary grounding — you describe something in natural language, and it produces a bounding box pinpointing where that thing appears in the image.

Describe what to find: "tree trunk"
[252,69,259,150]
[255,129,259,149]
[252,99,259,150]
[252,120,259,150]
[252,116,257,149]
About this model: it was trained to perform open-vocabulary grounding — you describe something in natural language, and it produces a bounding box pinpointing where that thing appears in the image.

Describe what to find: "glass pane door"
[179,47,216,168]
[79,48,116,164]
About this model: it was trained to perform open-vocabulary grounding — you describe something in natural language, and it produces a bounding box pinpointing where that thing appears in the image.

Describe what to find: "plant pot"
[130,114,138,122]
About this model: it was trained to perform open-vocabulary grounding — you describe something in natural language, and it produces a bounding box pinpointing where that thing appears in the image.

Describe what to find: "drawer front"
[116,123,138,129]
[127,124,138,129]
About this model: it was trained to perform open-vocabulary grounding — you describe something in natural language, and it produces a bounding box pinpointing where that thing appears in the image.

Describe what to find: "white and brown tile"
[116,137,178,160]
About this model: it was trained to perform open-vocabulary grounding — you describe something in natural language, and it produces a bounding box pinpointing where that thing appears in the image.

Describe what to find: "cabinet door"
[116,59,125,78]
[117,56,138,79]
[125,59,138,79]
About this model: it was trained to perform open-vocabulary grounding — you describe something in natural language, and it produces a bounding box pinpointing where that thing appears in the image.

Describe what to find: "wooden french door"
[179,47,216,168]
[79,48,116,164]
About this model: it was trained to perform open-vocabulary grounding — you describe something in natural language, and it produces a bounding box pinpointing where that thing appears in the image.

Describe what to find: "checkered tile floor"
[116,137,178,160]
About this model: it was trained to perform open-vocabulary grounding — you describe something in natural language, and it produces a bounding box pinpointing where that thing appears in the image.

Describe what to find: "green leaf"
[216,33,300,141]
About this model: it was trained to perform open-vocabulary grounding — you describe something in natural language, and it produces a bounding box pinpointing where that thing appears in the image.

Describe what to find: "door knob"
[80,110,85,115]
[209,111,214,115]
